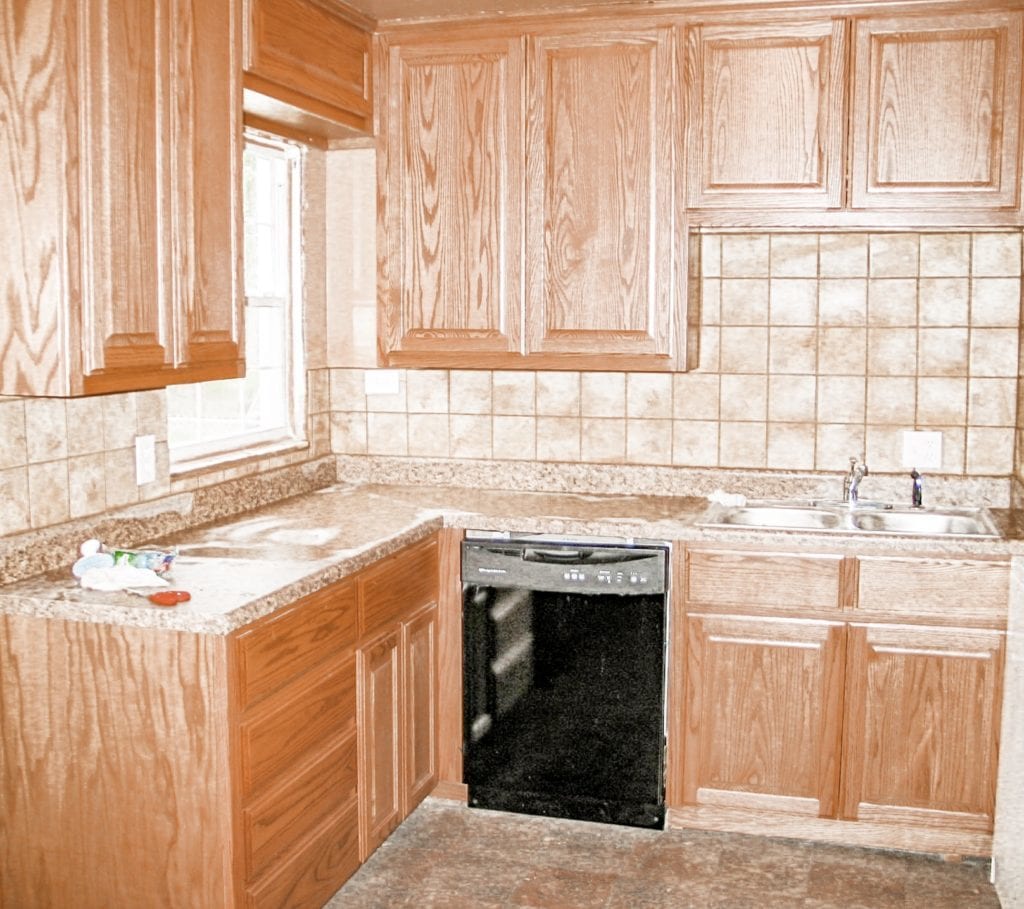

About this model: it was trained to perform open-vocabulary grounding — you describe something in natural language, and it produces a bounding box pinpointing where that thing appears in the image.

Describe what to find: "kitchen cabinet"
[850,10,1023,212]
[671,544,1009,855]
[242,0,374,145]
[0,0,244,397]
[684,18,848,211]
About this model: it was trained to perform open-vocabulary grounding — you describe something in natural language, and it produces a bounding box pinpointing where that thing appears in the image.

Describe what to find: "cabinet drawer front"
[236,579,357,709]
[246,799,360,909]
[359,535,439,638]
[856,557,1009,621]
[245,733,358,875]
[685,548,843,611]
[241,656,357,796]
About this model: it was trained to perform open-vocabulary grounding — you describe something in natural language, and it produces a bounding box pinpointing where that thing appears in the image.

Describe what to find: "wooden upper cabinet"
[850,11,1024,211]
[243,0,373,142]
[685,19,848,210]
[525,27,685,367]
[378,37,524,366]
[0,0,243,397]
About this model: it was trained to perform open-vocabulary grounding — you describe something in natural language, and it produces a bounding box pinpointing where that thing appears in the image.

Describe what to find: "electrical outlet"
[901,430,942,470]
[135,435,156,486]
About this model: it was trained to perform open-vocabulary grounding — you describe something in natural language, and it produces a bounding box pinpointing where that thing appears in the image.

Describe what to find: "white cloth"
[79,565,169,591]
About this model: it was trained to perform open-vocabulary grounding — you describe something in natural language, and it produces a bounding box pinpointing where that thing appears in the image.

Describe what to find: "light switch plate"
[902,430,942,470]
[364,369,401,396]
[135,434,156,486]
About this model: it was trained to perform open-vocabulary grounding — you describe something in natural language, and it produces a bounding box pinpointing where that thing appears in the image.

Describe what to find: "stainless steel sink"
[700,501,1000,538]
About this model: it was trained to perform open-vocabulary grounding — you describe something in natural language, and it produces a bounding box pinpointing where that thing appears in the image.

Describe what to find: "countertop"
[0,482,1020,634]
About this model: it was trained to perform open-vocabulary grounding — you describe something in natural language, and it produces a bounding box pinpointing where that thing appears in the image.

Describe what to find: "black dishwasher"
[462,533,669,829]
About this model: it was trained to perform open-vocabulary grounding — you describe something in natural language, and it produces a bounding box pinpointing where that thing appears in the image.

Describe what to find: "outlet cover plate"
[902,430,942,470]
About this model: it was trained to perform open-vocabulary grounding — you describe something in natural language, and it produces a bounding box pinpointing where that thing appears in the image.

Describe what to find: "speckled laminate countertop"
[0,482,1020,634]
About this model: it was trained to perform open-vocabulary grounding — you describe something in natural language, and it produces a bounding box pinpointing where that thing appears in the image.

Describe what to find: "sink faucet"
[843,456,869,505]
[910,468,923,507]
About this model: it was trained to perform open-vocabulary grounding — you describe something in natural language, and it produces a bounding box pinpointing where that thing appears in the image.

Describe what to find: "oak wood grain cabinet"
[671,544,1009,856]
[0,0,244,397]
[850,10,1023,213]
[242,0,374,145]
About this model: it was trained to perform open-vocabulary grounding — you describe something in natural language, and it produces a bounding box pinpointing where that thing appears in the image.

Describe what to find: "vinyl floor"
[323,798,1001,908]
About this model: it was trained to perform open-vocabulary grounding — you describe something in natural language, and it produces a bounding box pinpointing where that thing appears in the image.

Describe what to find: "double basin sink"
[699,500,1001,538]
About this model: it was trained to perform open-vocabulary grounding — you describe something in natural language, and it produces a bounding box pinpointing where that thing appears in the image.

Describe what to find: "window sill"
[170,438,311,482]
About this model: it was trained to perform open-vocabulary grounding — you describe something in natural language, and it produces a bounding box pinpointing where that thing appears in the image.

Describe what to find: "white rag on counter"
[79,565,169,592]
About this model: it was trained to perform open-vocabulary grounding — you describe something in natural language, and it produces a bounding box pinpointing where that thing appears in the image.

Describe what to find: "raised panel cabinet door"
[357,628,403,861]
[685,19,847,210]
[850,11,1023,211]
[679,614,846,818]
[525,27,681,365]
[403,603,438,814]
[842,623,1004,835]
[378,37,524,366]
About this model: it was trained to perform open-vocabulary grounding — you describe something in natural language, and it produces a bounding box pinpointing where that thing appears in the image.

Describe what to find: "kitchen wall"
[326,149,1024,489]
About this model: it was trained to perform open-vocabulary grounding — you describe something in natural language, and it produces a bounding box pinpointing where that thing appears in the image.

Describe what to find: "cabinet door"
[358,628,402,861]
[525,27,682,367]
[850,11,1023,211]
[379,37,524,366]
[403,603,438,814]
[842,623,1004,833]
[679,614,846,818]
[685,19,847,210]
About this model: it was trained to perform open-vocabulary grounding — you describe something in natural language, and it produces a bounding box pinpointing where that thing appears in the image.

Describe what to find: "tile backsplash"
[330,231,1023,480]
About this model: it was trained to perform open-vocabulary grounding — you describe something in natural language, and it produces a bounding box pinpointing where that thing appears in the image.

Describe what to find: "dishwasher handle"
[521,547,654,566]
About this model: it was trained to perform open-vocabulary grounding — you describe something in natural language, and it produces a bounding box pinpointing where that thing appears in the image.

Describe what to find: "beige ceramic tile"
[581,372,625,418]
[672,420,719,467]
[25,398,69,463]
[28,460,69,529]
[919,278,969,326]
[919,233,970,277]
[718,421,767,468]
[626,419,673,465]
[916,377,968,426]
[700,278,722,325]
[536,371,580,416]
[720,327,768,374]
[970,328,1019,378]
[450,370,492,414]
[770,234,818,277]
[818,327,867,375]
[720,279,769,325]
[973,232,1022,277]
[135,389,168,440]
[819,279,867,326]
[864,426,905,472]
[366,373,408,414]
[307,412,332,457]
[869,233,920,278]
[721,234,770,277]
[866,376,916,425]
[407,370,450,414]
[768,327,818,374]
[68,452,106,519]
[330,412,367,455]
[536,416,581,462]
[306,368,331,416]
[815,423,866,470]
[450,414,492,459]
[701,234,722,278]
[969,377,1017,427]
[769,279,818,325]
[408,414,450,457]
[938,427,967,474]
[101,394,138,452]
[699,326,721,373]
[0,399,26,470]
[967,427,1016,474]
[138,442,171,501]
[330,368,367,412]
[817,376,865,424]
[768,375,817,422]
[0,467,30,536]
[492,371,536,415]
[672,374,720,420]
[867,278,918,327]
[493,416,536,460]
[627,373,672,419]
[103,448,139,509]
[367,412,408,456]
[580,418,626,463]
[819,234,868,278]
[720,374,767,421]
[866,328,917,376]
[971,278,1021,327]
[767,422,816,469]
[918,328,969,377]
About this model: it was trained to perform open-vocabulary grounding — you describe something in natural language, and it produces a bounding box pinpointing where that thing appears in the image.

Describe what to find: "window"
[167,135,305,466]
